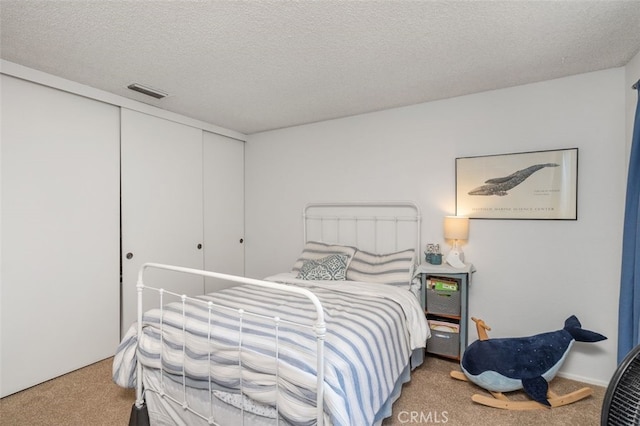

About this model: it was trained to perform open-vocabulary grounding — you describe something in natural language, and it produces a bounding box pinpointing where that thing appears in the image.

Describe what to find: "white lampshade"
[443,216,469,241]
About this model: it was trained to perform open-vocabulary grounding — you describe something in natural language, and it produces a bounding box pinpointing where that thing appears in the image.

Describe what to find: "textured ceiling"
[1,1,640,135]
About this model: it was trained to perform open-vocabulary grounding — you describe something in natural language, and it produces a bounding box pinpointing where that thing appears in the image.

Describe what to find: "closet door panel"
[120,109,204,335]
[203,132,245,292]
[0,75,120,397]
[121,108,204,333]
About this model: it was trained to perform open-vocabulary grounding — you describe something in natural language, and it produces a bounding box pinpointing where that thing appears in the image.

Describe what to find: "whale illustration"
[468,163,559,196]
[460,315,606,407]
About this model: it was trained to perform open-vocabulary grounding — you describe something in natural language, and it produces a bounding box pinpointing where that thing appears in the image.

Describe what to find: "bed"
[113,201,429,426]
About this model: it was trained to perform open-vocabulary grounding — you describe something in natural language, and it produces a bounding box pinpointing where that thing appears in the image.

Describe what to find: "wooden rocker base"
[450,370,593,410]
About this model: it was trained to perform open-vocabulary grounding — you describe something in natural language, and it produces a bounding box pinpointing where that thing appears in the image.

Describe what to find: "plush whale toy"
[460,315,606,407]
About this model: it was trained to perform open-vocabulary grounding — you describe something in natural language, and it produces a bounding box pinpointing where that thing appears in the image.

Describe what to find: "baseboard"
[557,371,610,388]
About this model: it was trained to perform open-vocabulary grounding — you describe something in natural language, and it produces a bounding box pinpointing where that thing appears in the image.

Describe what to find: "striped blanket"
[113,273,428,426]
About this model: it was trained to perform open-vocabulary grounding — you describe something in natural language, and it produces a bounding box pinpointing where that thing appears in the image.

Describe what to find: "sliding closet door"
[120,109,205,335]
[0,75,120,397]
[203,132,245,292]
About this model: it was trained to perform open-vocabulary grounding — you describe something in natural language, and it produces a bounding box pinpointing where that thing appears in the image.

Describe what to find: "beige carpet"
[1,355,605,425]
[1,358,134,426]
[383,356,606,426]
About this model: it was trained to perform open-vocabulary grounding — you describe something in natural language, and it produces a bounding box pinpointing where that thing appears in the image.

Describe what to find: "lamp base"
[446,249,466,268]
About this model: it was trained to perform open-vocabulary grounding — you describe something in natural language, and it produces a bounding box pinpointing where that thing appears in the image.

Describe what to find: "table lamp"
[444,216,469,268]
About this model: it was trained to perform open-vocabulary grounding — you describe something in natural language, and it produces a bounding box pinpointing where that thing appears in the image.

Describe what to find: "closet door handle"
[239,238,244,244]
[126,252,134,260]
[197,243,203,249]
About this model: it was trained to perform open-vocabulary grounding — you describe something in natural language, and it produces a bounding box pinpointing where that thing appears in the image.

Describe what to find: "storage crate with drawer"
[425,276,461,316]
[427,319,460,358]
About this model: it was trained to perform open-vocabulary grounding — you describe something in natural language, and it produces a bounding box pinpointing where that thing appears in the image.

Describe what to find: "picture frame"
[455,148,578,220]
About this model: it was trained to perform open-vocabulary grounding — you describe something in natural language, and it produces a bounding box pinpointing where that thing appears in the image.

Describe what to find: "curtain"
[618,80,640,363]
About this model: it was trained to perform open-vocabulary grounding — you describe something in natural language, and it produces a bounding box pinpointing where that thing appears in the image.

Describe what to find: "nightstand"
[416,262,475,360]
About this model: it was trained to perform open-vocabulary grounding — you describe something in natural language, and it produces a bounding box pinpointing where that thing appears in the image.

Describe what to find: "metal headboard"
[303,201,422,255]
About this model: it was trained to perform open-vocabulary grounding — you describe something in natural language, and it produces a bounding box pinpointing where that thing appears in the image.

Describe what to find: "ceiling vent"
[127,83,168,99]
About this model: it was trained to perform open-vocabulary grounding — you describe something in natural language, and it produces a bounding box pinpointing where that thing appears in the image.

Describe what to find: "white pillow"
[291,241,357,273]
[346,248,415,287]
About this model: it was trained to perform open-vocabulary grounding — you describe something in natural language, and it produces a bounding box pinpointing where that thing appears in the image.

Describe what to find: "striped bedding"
[113,273,428,426]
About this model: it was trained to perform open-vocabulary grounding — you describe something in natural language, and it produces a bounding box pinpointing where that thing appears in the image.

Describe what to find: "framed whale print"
[455,148,578,220]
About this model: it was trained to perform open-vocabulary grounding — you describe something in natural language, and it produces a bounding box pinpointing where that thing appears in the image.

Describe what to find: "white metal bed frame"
[133,263,327,425]
[129,201,422,425]
[303,201,421,255]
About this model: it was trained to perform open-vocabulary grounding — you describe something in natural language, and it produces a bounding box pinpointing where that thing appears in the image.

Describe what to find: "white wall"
[627,50,640,154]
[245,68,627,386]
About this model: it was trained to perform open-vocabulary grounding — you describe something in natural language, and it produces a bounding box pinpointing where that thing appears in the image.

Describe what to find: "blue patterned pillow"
[297,254,349,280]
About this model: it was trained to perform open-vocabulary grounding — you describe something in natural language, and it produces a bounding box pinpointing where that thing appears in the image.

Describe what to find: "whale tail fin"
[564,315,607,342]
[522,376,551,407]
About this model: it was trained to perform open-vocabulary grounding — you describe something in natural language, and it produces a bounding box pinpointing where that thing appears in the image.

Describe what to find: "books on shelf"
[427,276,459,292]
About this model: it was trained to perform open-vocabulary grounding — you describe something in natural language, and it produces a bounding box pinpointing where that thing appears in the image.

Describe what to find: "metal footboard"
[132,262,327,425]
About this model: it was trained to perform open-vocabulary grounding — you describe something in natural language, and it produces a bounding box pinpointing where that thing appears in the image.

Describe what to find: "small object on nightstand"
[446,254,465,269]
[425,243,442,265]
